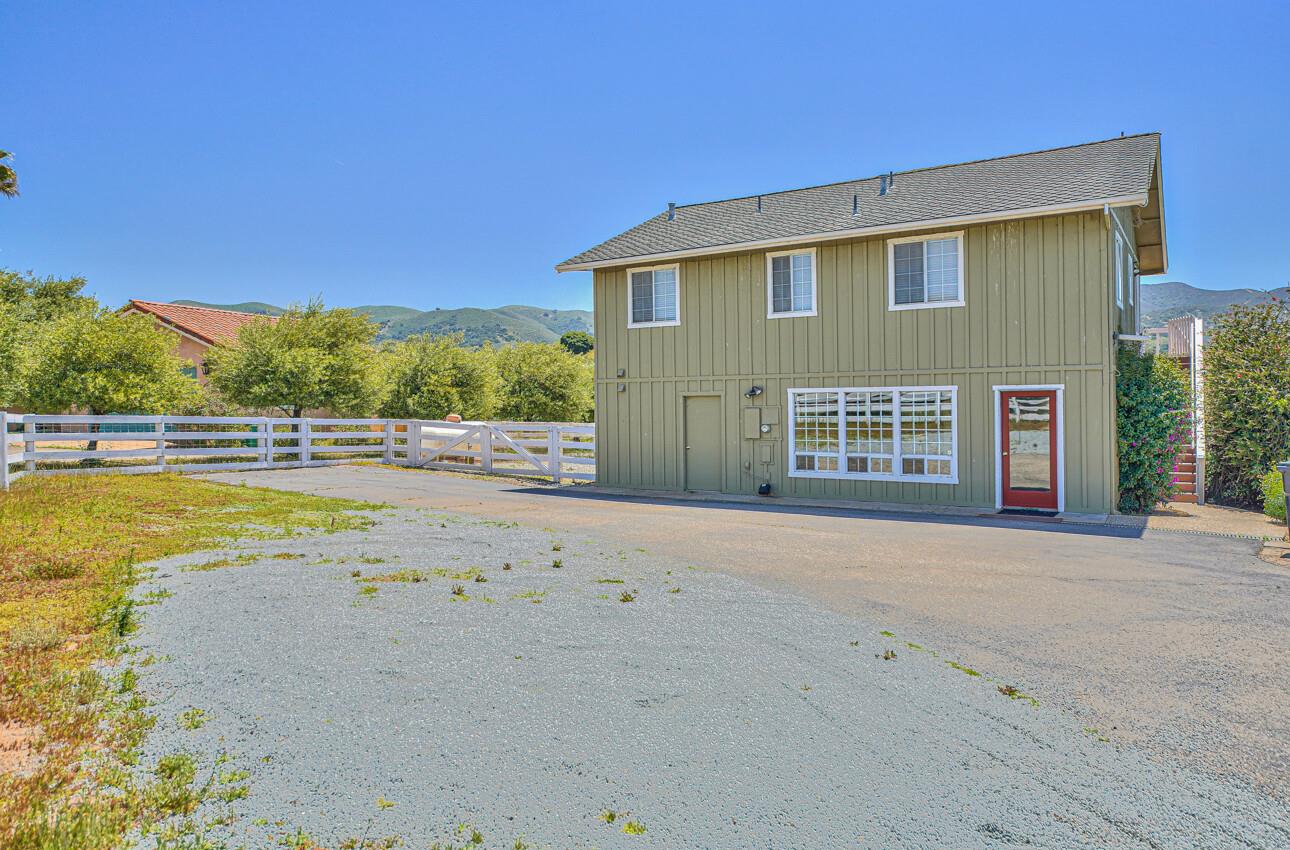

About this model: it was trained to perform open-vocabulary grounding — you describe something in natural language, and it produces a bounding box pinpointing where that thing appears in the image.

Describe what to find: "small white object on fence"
[0,414,594,490]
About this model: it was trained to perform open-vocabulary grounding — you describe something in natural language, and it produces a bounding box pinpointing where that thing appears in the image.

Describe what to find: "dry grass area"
[0,473,381,849]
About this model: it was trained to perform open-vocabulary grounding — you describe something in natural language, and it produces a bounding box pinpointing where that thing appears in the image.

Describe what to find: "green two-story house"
[556,134,1167,516]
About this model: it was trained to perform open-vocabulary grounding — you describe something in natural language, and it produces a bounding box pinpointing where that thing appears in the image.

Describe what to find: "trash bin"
[1279,461,1290,539]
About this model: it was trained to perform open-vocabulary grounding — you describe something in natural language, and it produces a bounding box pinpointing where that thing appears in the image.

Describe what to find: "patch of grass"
[362,569,428,584]
[621,820,647,835]
[879,630,895,638]
[356,555,388,565]
[595,578,624,584]
[183,552,261,572]
[1083,726,1111,743]
[946,660,981,677]
[270,552,306,561]
[0,473,382,845]
[511,589,547,604]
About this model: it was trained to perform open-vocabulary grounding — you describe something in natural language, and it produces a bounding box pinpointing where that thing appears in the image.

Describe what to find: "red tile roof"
[126,300,276,345]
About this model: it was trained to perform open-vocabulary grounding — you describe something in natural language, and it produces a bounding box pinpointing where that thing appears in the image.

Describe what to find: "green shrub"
[494,342,593,422]
[379,332,498,420]
[1262,468,1287,521]
[1204,301,1290,507]
[1116,346,1190,514]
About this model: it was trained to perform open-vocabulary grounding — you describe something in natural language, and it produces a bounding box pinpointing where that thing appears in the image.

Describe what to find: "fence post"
[409,421,421,466]
[154,415,166,471]
[480,425,493,474]
[24,416,36,473]
[1,411,9,491]
[259,417,271,467]
[299,419,311,467]
[548,425,561,484]
[383,420,394,465]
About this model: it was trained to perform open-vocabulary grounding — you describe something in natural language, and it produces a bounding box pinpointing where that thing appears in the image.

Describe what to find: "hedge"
[1116,346,1190,514]
[1204,300,1290,508]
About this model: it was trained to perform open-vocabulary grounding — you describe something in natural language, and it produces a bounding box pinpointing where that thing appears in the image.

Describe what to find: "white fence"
[1,413,594,490]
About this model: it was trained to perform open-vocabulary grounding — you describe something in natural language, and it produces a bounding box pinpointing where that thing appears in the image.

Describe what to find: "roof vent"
[879,171,896,197]
[756,195,762,213]
[852,193,859,215]
[667,202,676,221]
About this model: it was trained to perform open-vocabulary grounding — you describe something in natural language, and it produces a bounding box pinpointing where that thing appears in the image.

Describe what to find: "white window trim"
[625,263,681,329]
[765,247,818,319]
[1114,232,1124,308]
[787,385,959,485]
[991,384,1065,513]
[886,231,966,312]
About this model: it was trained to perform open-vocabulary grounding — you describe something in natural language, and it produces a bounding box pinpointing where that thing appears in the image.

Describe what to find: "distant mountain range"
[174,301,593,346]
[1141,282,1288,327]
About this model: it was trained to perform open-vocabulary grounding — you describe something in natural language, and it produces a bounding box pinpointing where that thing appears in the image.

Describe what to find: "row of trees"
[1,270,594,423]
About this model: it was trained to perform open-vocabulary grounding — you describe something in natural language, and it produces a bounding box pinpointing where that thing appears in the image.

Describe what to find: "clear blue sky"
[3,1,1287,312]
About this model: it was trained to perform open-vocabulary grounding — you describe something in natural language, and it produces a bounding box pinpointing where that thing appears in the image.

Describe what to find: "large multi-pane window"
[766,248,816,317]
[790,386,957,483]
[888,232,964,310]
[627,264,680,327]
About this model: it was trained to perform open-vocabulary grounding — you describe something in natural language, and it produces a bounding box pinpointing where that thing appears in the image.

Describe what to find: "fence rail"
[1,412,594,490]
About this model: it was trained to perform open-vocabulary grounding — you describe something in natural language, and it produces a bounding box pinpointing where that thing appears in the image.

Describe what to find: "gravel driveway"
[132,502,1287,849]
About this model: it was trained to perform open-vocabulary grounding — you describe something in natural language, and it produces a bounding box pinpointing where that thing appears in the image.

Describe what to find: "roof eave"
[554,192,1151,273]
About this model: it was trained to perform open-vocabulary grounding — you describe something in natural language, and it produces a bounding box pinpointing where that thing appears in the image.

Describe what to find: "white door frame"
[992,384,1065,513]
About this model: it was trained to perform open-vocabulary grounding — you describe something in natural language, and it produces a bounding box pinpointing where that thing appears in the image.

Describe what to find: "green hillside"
[173,300,592,346]
[1141,282,1290,327]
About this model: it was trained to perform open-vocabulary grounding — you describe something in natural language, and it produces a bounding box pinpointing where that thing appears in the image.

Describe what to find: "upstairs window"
[887,232,965,310]
[766,248,816,317]
[627,264,680,328]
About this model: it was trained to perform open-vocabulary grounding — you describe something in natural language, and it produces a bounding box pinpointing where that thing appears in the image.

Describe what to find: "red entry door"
[1000,390,1058,511]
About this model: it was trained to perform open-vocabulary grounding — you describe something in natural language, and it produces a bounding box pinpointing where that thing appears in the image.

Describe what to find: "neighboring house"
[556,133,1167,516]
[122,300,273,383]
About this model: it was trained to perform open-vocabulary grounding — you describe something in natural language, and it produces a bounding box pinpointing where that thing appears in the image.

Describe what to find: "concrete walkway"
[202,465,1290,799]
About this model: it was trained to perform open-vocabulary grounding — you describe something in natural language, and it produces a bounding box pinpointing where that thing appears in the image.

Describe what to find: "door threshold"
[995,508,1060,519]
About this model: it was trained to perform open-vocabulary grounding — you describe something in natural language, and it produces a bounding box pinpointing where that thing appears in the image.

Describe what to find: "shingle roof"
[557,133,1160,270]
[126,300,275,345]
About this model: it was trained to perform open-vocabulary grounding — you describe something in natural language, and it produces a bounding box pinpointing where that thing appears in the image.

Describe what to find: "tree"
[1115,346,1190,513]
[0,270,98,407]
[494,343,593,422]
[207,301,381,417]
[0,150,17,197]
[379,332,498,420]
[1204,300,1290,507]
[21,308,201,417]
[559,330,594,355]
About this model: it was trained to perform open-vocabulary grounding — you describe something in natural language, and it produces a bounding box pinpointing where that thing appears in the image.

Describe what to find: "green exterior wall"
[592,210,1125,514]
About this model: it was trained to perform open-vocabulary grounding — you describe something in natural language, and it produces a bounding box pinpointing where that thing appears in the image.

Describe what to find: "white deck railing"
[0,413,594,490]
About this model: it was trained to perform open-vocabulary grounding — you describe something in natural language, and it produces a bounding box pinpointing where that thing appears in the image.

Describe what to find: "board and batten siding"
[592,210,1117,514]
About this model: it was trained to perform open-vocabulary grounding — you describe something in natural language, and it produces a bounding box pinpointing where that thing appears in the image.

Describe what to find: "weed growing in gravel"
[376,796,396,810]
[512,589,547,603]
[997,684,1040,707]
[502,562,512,570]
[880,649,897,661]
[599,810,618,823]
[363,569,428,584]
[183,553,260,572]
[947,660,981,677]
[450,584,466,596]
[357,555,388,565]
[622,820,647,835]
[473,573,488,583]
[619,590,636,603]
[667,586,681,594]
[139,588,173,605]
[271,552,306,560]
[551,543,563,552]
[879,630,895,638]
[1083,726,1111,743]
[358,585,379,599]
[551,558,563,568]
[595,577,624,584]
[849,640,860,647]
[178,707,208,730]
